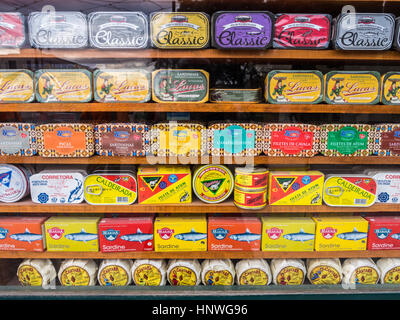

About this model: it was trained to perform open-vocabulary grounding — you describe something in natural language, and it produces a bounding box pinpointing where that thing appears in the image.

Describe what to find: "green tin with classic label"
[152,69,209,103]
[320,124,376,156]
[150,12,210,49]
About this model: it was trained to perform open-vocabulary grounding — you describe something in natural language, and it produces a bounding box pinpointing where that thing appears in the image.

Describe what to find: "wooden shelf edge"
[0,250,399,259]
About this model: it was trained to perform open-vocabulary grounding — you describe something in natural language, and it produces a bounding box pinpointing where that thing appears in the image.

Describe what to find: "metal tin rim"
[0,164,29,202]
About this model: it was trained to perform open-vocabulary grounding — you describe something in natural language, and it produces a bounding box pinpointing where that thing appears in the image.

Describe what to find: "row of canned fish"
[1,11,400,51]
[16,257,400,287]
[0,122,399,158]
[1,164,400,209]
[1,213,399,252]
[3,69,400,105]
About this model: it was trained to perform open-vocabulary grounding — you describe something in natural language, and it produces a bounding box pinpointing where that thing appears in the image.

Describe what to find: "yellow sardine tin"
[266,70,323,104]
[150,12,210,49]
[35,69,92,103]
[93,69,151,103]
[381,72,400,105]
[313,216,368,251]
[0,70,34,103]
[325,71,380,104]
[154,215,207,252]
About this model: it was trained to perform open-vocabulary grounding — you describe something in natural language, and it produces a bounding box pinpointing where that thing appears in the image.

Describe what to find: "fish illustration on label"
[337,228,367,241]
[0,227,8,239]
[229,229,261,243]
[390,233,400,240]
[65,229,98,243]
[10,228,43,243]
[283,229,315,242]
[120,228,154,243]
[174,228,207,242]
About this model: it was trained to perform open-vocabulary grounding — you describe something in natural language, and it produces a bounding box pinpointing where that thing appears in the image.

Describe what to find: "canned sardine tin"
[0,13,25,48]
[89,12,148,49]
[28,11,88,48]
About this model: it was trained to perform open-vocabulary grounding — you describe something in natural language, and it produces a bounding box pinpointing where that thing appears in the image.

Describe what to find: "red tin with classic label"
[273,14,331,49]
[0,13,25,48]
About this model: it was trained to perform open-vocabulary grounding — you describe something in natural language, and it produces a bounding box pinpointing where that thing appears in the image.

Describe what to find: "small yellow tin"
[0,70,34,103]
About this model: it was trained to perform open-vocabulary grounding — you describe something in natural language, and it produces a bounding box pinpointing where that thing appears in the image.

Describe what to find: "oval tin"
[212,11,273,49]
[95,123,150,157]
[333,13,395,51]
[28,11,88,49]
[84,172,137,205]
[152,69,209,103]
[264,123,320,157]
[30,170,86,204]
[35,69,92,103]
[319,123,375,157]
[266,70,324,104]
[0,70,34,103]
[273,13,331,49]
[36,123,95,158]
[0,164,32,203]
[324,71,380,104]
[0,123,36,156]
[93,69,150,103]
[150,12,209,49]
[192,165,234,204]
[0,12,25,48]
[381,72,400,105]
[374,123,400,156]
[88,12,148,49]
[323,175,377,207]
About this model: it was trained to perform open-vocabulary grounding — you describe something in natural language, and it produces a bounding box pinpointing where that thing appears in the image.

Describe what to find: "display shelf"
[1,155,400,165]
[1,48,400,62]
[0,199,397,213]
[3,102,400,114]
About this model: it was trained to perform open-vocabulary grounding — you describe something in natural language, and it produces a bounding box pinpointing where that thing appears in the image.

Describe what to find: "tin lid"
[89,12,148,49]
[235,166,268,175]
[28,11,88,49]
[0,164,30,202]
[0,12,25,48]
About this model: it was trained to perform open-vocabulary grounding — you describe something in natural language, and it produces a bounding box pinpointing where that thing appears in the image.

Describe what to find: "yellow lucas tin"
[0,70,34,103]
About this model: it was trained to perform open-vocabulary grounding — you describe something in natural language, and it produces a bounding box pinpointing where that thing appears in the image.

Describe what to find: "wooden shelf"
[0,250,399,260]
[2,102,400,114]
[1,48,400,62]
[0,199,398,213]
[0,155,399,165]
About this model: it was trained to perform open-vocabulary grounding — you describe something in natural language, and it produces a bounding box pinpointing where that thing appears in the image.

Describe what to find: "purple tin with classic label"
[212,11,273,49]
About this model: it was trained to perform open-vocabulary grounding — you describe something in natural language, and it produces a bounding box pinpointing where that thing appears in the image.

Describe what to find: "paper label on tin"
[43,126,87,156]
[213,12,272,49]
[98,265,129,286]
[350,267,379,284]
[0,125,31,154]
[169,266,197,285]
[327,127,368,155]
[276,267,304,285]
[384,267,400,283]
[380,131,400,155]
[204,270,233,285]
[60,266,91,286]
[0,71,34,102]
[133,264,162,286]
[0,13,25,48]
[213,125,255,153]
[309,266,341,284]
[101,129,143,155]
[239,268,268,285]
[382,73,400,104]
[270,126,314,155]
[18,266,43,286]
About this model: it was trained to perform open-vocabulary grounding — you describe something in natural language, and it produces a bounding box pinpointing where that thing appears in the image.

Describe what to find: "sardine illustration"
[283,229,315,242]
[65,229,98,243]
[120,228,153,243]
[390,233,400,240]
[180,191,189,202]
[174,228,207,242]
[10,228,43,243]
[68,178,83,203]
[336,228,367,241]
[229,229,261,243]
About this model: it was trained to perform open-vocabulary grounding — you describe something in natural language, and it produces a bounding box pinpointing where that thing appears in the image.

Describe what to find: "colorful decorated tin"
[35,69,92,103]
[152,69,209,103]
[264,123,320,157]
[210,88,262,103]
[273,13,331,49]
[208,122,264,156]
[28,11,88,49]
[150,12,209,49]
[0,13,25,48]
[333,13,395,50]
[0,70,34,103]
[0,164,32,203]
[235,167,268,189]
[324,71,380,104]
[193,165,234,204]
[93,69,150,103]
[151,122,207,157]
[36,123,95,157]
[375,124,400,156]
[88,12,148,49]
[94,123,150,157]
[381,72,400,105]
[84,172,137,205]
[0,123,36,156]
[319,124,375,157]
[212,11,273,49]
[268,171,324,205]
[266,70,324,104]
[323,175,377,207]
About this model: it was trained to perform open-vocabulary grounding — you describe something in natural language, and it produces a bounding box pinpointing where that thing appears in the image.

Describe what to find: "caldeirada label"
[150,12,209,49]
